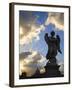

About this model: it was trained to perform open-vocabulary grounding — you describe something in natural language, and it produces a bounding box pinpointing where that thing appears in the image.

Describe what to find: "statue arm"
[44,33,49,44]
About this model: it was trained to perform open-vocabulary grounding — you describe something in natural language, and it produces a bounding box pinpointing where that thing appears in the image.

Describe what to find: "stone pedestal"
[44,63,63,77]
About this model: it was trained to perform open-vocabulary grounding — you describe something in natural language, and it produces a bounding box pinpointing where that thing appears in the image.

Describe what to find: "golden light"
[45,13,64,30]
[20,26,24,36]
[40,68,45,74]
[19,59,37,77]
[29,51,37,58]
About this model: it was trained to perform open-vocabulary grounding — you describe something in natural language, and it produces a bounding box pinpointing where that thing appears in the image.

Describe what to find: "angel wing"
[56,35,62,54]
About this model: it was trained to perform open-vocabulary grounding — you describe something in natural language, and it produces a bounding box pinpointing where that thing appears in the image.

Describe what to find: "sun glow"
[20,26,24,36]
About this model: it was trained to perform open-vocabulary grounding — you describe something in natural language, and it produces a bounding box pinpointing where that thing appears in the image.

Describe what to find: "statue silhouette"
[44,31,62,64]
[56,35,62,54]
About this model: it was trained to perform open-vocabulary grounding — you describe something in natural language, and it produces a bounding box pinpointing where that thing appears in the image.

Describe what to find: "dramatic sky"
[19,11,64,76]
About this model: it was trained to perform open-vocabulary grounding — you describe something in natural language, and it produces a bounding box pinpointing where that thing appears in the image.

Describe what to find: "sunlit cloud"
[19,11,46,45]
[20,24,45,45]
[45,13,64,30]
[20,60,37,76]
[40,68,45,74]
[19,51,48,77]
[19,12,64,45]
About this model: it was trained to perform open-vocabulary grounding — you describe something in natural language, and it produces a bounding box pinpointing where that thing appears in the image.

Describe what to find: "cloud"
[19,52,32,59]
[59,64,64,75]
[45,12,64,30]
[32,53,42,61]
[19,11,45,45]
[19,12,64,45]
[57,60,64,75]
[19,51,48,76]
[20,25,45,45]
[20,60,37,76]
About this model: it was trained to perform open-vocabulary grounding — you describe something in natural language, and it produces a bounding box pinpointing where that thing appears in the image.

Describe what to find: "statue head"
[45,33,48,36]
[51,31,55,37]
